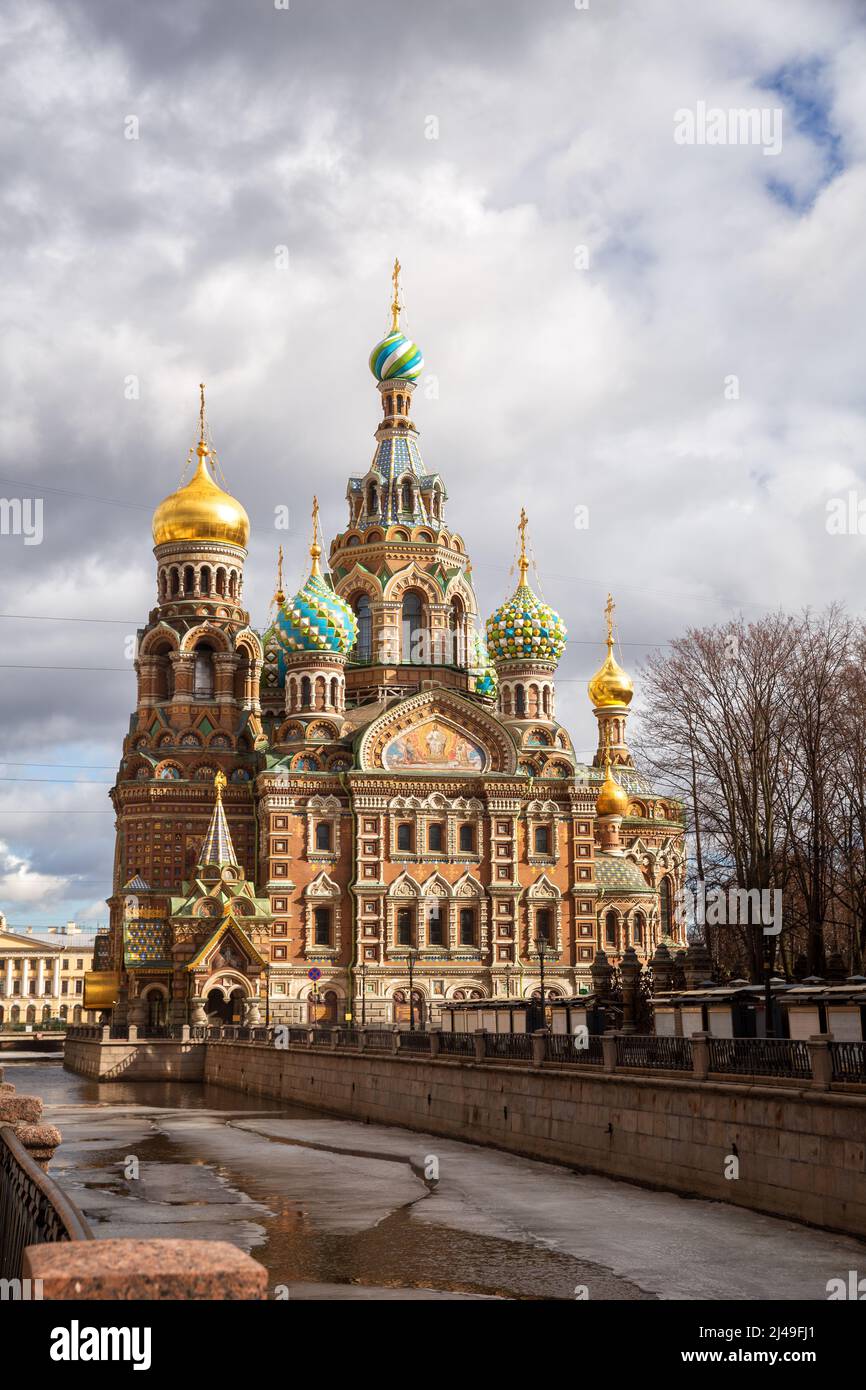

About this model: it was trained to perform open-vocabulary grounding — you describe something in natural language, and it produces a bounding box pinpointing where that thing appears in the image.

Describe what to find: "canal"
[7,1055,864,1301]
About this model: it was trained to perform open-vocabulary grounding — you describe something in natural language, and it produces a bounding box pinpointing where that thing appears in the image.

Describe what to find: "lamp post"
[402,947,420,1031]
[358,960,368,1027]
[533,935,549,1027]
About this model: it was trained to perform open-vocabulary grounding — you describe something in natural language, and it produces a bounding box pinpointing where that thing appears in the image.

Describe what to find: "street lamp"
[533,935,549,1027]
[358,959,368,1027]
[402,947,420,1031]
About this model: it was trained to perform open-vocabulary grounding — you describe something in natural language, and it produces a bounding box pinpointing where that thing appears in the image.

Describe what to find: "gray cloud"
[1,0,864,920]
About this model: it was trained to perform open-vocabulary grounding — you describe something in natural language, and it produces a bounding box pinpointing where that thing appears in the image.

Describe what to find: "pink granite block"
[23,1239,268,1301]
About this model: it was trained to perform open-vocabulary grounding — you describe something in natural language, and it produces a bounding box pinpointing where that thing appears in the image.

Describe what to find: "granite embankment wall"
[64,1034,205,1081]
[203,1041,866,1239]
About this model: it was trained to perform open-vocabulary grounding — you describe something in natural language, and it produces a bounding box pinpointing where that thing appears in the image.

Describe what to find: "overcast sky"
[0,0,864,925]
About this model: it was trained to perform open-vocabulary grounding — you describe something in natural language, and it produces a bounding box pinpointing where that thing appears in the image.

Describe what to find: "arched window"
[515,685,526,717]
[542,685,552,717]
[367,482,378,515]
[449,597,466,666]
[401,480,413,513]
[459,907,476,946]
[170,568,180,597]
[216,568,227,597]
[402,592,425,664]
[459,823,474,852]
[426,900,444,946]
[535,908,552,944]
[660,878,673,936]
[315,822,332,851]
[329,676,339,708]
[605,910,618,947]
[528,684,539,718]
[397,907,414,946]
[193,644,215,699]
[301,676,312,709]
[633,912,644,945]
[200,566,211,595]
[353,595,372,661]
[314,906,331,946]
[184,565,195,595]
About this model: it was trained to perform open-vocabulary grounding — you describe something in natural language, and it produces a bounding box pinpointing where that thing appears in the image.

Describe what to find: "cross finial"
[275,544,285,603]
[310,495,322,576]
[390,257,402,332]
[517,507,529,584]
[605,593,615,648]
[198,383,207,447]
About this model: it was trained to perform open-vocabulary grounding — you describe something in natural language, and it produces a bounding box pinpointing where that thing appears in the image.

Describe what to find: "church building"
[88,266,685,1029]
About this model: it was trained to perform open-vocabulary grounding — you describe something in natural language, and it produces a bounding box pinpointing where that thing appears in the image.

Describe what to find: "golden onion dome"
[588,647,634,708]
[596,767,630,818]
[588,593,633,708]
[152,441,250,549]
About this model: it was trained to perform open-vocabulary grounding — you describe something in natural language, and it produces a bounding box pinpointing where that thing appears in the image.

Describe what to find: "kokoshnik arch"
[86,265,686,1029]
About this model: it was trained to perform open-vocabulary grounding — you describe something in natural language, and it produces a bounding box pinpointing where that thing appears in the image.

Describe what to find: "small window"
[427,903,444,946]
[397,907,413,945]
[459,908,475,946]
[315,822,332,851]
[397,822,413,852]
[633,913,644,945]
[605,910,617,947]
[536,909,551,944]
[314,906,331,946]
[534,825,551,855]
[428,823,444,852]
[459,823,474,853]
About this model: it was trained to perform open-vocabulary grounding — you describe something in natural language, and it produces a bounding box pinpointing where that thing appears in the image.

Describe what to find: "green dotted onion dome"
[276,572,357,655]
[486,583,567,667]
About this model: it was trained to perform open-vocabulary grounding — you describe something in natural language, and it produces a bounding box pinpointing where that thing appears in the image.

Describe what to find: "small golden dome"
[588,647,634,709]
[596,768,629,818]
[152,441,250,549]
[588,593,633,708]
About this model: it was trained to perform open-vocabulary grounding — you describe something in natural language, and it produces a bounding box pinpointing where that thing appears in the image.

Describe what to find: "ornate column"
[214,653,237,707]
[52,957,61,1000]
[170,653,195,702]
[36,958,45,997]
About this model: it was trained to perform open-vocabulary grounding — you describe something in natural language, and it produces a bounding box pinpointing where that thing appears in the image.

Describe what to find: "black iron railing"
[707,1037,811,1079]
[437,1032,475,1056]
[484,1032,534,1061]
[363,1030,394,1051]
[616,1035,693,1071]
[546,1033,604,1065]
[398,1031,432,1052]
[0,1124,93,1280]
[830,1041,866,1082]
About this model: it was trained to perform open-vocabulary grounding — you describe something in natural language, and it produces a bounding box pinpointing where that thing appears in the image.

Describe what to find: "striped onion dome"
[275,572,357,656]
[369,329,424,382]
[486,582,567,668]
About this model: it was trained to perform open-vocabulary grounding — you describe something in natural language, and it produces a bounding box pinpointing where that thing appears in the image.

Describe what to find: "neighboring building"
[92,268,686,1030]
[0,919,98,1027]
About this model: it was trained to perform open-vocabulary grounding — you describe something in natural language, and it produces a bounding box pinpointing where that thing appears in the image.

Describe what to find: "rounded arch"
[180,623,231,654]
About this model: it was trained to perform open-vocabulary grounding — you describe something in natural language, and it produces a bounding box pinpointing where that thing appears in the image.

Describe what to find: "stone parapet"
[23,1239,268,1300]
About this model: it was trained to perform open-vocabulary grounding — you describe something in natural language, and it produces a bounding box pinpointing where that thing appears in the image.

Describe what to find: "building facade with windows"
[0,920,98,1027]
[91,270,685,1030]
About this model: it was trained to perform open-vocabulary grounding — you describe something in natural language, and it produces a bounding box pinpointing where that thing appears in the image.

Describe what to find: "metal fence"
[437,1032,476,1056]
[546,1033,604,1065]
[484,1032,534,1061]
[399,1031,432,1052]
[830,1041,866,1082]
[616,1035,693,1071]
[0,1124,93,1280]
[707,1037,812,1079]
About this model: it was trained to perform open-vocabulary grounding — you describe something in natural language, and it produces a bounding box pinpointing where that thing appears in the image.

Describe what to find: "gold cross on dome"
[391,258,402,332]
[605,593,615,646]
[517,507,529,583]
